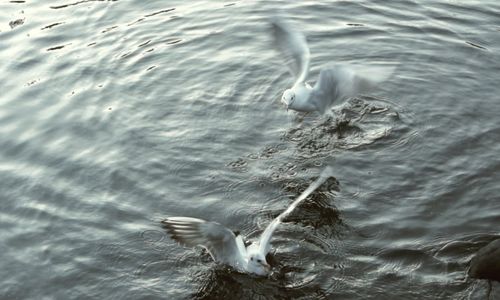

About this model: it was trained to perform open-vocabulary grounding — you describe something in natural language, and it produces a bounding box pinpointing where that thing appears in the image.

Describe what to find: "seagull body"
[162,166,334,276]
[271,17,394,114]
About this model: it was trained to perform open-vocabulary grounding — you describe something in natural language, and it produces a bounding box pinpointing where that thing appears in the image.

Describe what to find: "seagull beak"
[281,100,289,111]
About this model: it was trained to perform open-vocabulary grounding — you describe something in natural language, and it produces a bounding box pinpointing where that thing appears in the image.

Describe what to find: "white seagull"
[161,166,334,276]
[271,17,394,114]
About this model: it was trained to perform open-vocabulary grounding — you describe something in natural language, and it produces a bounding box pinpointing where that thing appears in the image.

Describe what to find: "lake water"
[1,0,499,299]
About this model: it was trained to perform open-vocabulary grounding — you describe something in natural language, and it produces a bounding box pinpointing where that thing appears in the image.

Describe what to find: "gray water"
[1,1,500,299]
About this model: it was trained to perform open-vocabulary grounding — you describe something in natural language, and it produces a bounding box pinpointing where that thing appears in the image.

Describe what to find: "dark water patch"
[469,239,500,282]
[138,39,151,47]
[285,118,360,154]
[254,174,341,245]
[26,79,39,86]
[101,25,117,33]
[347,23,364,27]
[227,157,248,172]
[127,18,145,27]
[259,145,280,159]
[164,37,182,45]
[144,8,175,18]
[46,43,71,51]
[9,18,25,29]
[270,162,298,180]
[465,41,487,50]
[120,51,131,58]
[41,22,64,30]
[278,176,341,230]
[284,98,398,157]
[50,0,118,10]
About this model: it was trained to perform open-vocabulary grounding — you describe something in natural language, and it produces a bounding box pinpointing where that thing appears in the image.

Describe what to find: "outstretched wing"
[270,17,310,86]
[162,217,246,266]
[310,65,395,114]
[258,166,335,254]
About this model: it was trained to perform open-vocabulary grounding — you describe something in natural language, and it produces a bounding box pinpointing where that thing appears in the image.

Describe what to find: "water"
[1,0,499,299]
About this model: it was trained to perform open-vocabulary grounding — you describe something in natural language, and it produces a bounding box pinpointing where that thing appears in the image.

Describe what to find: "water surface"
[1,0,500,299]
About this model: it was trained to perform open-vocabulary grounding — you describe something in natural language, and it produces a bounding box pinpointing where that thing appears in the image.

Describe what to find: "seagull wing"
[258,166,335,255]
[162,217,246,266]
[270,17,310,86]
[309,65,395,114]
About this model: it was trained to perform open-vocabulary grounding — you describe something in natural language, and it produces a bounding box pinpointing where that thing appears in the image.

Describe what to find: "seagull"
[271,17,395,114]
[161,166,334,276]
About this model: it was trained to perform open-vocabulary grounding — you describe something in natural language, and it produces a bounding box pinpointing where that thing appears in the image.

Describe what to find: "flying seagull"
[271,17,394,114]
[161,166,334,276]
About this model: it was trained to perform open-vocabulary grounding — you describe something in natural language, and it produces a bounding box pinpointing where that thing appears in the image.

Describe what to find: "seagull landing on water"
[271,17,395,114]
[161,166,334,276]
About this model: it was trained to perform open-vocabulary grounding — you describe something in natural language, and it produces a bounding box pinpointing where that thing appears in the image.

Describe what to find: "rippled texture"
[1,0,499,299]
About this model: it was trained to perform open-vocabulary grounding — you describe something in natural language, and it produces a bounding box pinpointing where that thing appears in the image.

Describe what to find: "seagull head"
[281,89,295,111]
[247,251,271,276]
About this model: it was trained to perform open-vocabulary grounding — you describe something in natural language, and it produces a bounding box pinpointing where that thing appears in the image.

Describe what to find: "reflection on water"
[1,0,499,299]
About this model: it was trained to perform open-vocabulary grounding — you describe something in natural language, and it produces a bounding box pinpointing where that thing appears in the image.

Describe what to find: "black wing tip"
[161,219,201,247]
[161,217,202,226]
[161,218,195,230]
[160,219,175,230]
[160,218,186,232]
[160,220,177,236]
